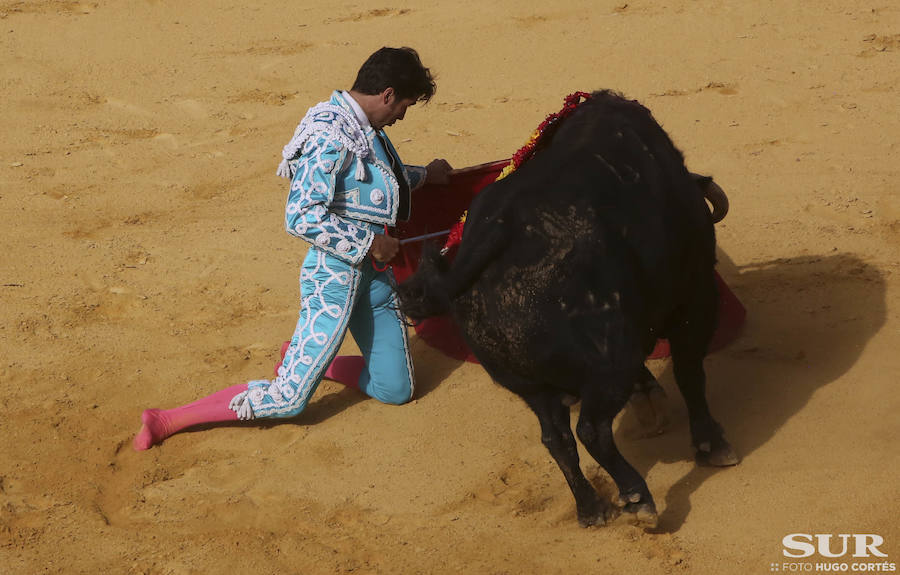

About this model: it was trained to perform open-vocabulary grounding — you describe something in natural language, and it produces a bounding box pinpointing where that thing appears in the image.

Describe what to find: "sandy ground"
[2,1,899,573]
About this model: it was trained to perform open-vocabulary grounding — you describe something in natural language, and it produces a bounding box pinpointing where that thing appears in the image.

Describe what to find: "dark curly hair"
[351,47,436,103]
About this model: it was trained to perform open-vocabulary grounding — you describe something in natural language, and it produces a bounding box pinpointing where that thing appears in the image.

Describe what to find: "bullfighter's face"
[372,89,416,130]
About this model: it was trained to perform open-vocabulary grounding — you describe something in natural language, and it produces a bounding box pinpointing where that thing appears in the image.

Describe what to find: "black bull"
[396,90,738,528]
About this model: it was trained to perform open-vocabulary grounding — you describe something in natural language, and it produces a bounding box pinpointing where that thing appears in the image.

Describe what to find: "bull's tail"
[395,242,453,321]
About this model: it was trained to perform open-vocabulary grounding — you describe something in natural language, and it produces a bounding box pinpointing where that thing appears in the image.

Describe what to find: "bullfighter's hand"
[425,158,453,185]
[370,233,400,263]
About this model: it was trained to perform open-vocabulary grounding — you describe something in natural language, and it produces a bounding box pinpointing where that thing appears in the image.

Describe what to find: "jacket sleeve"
[284,135,375,266]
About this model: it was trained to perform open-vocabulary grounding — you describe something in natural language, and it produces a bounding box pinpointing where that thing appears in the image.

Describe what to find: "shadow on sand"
[614,251,886,533]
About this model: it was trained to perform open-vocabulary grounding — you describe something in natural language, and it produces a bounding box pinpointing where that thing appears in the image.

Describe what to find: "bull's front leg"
[670,350,739,467]
[667,283,740,468]
[523,391,616,527]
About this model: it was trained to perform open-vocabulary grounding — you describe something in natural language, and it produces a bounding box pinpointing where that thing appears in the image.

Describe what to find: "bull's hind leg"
[521,390,614,527]
[628,365,669,436]
[576,380,658,528]
[668,275,739,467]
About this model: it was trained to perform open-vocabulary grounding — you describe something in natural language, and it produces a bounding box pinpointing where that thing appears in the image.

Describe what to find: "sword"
[399,229,451,245]
[373,228,452,272]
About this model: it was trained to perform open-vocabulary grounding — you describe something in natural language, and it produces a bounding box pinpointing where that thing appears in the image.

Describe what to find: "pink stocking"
[274,340,364,390]
[133,384,245,451]
[273,340,291,376]
[324,355,365,390]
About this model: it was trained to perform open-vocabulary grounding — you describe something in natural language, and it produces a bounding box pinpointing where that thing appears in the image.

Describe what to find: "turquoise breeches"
[245,246,414,419]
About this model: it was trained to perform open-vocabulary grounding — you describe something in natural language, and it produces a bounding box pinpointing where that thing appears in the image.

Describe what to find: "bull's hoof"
[616,491,659,529]
[577,503,619,528]
[627,502,659,528]
[695,439,740,467]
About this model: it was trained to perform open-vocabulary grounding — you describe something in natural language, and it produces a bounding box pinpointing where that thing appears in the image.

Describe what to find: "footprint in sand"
[651,82,740,98]
[859,33,900,56]
[327,8,411,23]
[514,14,549,27]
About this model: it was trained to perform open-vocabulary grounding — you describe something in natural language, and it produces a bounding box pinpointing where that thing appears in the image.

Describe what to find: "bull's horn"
[704,179,729,224]
[691,173,730,224]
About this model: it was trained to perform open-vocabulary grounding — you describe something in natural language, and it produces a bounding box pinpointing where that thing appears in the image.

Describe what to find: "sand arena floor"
[1,2,898,573]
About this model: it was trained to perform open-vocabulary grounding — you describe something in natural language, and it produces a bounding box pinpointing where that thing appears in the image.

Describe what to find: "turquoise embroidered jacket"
[284,91,427,265]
